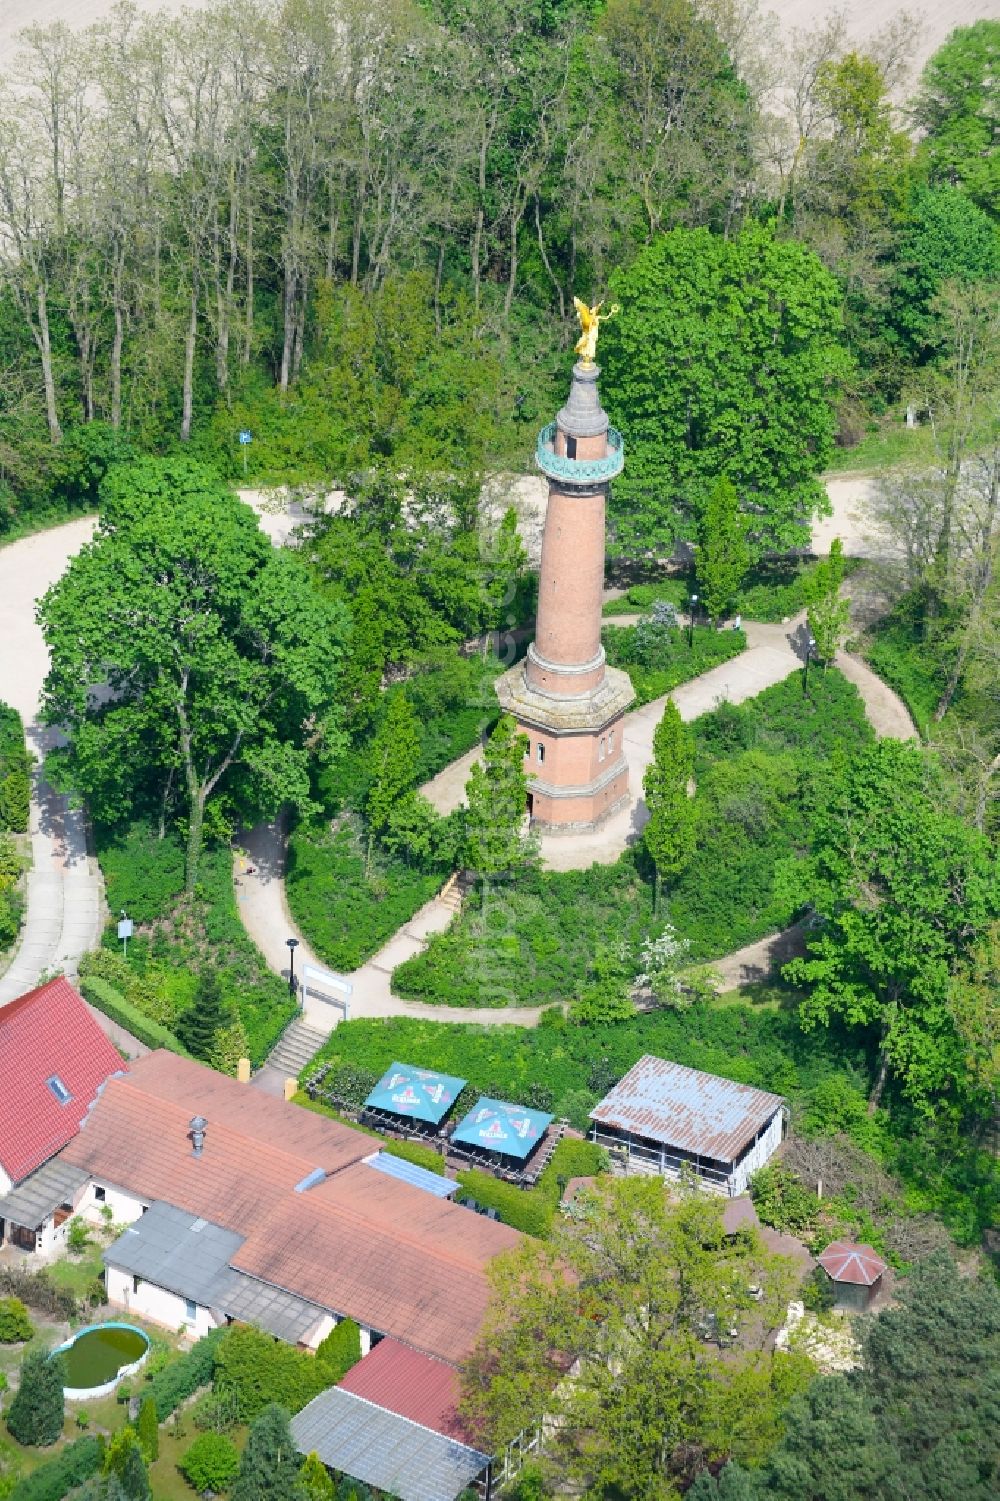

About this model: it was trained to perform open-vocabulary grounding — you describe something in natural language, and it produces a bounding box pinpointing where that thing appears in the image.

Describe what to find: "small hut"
[817,1240,887,1312]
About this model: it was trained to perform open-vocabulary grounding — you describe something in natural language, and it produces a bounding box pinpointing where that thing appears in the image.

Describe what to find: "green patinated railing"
[535,421,624,484]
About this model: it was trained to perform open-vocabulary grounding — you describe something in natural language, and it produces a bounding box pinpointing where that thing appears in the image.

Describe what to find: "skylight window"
[46,1075,72,1105]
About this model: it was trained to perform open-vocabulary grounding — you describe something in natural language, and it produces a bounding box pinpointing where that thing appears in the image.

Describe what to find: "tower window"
[608,729,615,753]
[599,736,606,761]
[566,436,577,459]
[537,743,545,764]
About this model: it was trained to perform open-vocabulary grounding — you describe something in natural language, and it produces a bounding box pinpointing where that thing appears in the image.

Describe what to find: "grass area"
[861,588,961,737]
[824,421,937,474]
[602,556,860,628]
[603,622,746,706]
[95,823,295,1067]
[710,979,806,1012]
[150,1419,249,1501]
[394,670,875,1008]
[286,819,444,971]
[45,1245,106,1301]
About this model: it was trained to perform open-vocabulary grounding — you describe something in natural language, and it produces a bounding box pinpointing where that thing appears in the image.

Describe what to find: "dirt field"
[0,0,994,78]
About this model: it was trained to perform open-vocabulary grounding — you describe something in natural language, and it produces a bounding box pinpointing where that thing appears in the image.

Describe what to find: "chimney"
[189,1116,208,1157]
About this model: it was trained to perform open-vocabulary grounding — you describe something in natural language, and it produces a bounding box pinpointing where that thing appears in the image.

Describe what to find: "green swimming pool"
[54,1323,149,1394]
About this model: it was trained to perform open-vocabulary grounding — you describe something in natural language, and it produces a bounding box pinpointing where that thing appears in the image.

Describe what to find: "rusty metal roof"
[818,1240,887,1286]
[589,1055,784,1164]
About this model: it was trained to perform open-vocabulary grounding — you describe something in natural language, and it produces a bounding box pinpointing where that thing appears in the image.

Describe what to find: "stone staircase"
[265,1017,329,1077]
[438,870,475,915]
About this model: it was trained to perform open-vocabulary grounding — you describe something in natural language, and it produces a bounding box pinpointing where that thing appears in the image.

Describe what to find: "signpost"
[238,429,253,476]
[117,911,134,958]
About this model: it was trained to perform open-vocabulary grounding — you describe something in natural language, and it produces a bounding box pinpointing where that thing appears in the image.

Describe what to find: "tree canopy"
[39,459,349,890]
[600,225,849,558]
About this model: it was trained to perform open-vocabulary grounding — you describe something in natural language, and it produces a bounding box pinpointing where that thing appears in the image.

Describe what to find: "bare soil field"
[0,0,995,78]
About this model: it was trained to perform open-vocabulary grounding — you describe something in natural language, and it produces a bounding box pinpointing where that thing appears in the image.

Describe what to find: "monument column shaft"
[528,484,607,696]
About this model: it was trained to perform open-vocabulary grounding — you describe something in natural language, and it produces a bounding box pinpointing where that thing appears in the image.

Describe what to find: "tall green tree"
[805,538,850,665]
[785,740,999,1113]
[365,694,420,874]
[889,187,1000,365]
[600,224,849,558]
[461,1178,798,1499]
[697,476,750,622]
[231,1404,305,1501]
[6,1350,64,1446]
[643,700,695,912]
[135,1395,159,1463]
[465,714,535,905]
[298,1453,334,1501]
[913,22,1000,217]
[38,460,349,892]
[175,970,227,1062]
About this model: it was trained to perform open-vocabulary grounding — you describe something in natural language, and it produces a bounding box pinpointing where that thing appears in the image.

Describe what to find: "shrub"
[147,1328,226,1423]
[77,974,190,1057]
[0,1268,76,1323]
[135,1397,158,1463]
[0,706,30,835]
[0,776,29,836]
[213,1327,331,1421]
[750,1164,817,1235]
[801,1264,836,1313]
[315,1320,361,1384]
[6,1350,65,1447]
[7,1438,100,1501]
[602,623,746,706]
[179,1432,239,1494]
[0,1301,32,1345]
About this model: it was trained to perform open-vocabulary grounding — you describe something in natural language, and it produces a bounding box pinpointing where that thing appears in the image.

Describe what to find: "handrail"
[535,421,625,484]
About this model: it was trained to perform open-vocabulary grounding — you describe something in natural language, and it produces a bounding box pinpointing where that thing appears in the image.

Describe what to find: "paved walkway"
[0,519,105,1006]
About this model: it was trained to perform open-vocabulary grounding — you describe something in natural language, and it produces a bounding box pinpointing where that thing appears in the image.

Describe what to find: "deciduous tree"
[805,538,850,664]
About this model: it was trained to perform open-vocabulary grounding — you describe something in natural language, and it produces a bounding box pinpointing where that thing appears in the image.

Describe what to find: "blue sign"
[238,430,253,445]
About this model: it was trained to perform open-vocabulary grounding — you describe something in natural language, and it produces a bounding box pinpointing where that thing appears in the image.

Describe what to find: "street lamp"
[286,936,300,997]
[688,593,699,650]
[803,636,817,697]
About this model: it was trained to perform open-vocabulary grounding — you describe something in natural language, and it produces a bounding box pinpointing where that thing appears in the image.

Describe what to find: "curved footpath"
[0,497,915,1054]
[0,518,104,1006]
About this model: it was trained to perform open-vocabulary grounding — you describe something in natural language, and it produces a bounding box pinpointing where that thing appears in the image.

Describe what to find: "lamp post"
[803,636,817,697]
[688,593,699,650]
[286,936,300,997]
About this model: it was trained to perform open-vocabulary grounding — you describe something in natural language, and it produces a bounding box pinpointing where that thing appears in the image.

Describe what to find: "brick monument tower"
[496,303,634,830]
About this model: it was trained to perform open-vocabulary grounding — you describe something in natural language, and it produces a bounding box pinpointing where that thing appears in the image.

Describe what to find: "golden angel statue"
[573,296,620,364]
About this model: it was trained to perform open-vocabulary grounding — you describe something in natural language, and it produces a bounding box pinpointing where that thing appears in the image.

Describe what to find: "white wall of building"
[729,1110,784,1197]
[78,1180,147,1229]
[0,1165,12,1196]
[106,1263,218,1339]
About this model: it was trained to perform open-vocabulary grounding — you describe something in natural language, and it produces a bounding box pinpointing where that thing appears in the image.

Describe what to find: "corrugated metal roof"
[365,1152,457,1198]
[818,1240,887,1286]
[589,1055,784,1163]
[0,1158,89,1230]
[338,1337,466,1441]
[291,1388,489,1501]
[104,1201,244,1307]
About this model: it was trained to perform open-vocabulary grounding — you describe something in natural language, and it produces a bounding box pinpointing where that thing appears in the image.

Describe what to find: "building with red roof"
[817,1240,888,1312]
[0,977,124,1200]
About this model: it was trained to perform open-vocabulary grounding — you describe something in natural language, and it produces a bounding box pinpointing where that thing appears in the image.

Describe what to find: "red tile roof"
[61,1051,519,1363]
[817,1240,887,1286]
[338,1337,468,1441]
[0,978,125,1185]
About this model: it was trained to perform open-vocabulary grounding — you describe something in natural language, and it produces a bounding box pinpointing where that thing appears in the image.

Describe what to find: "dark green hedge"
[8,1437,101,1501]
[79,974,190,1056]
[0,702,30,833]
[147,1326,226,1421]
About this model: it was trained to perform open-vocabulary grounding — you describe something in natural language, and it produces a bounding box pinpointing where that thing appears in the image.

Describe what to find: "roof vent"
[294,1167,326,1193]
[189,1116,208,1157]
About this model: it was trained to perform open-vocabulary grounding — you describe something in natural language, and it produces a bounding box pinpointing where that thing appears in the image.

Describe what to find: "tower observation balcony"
[535,421,624,485]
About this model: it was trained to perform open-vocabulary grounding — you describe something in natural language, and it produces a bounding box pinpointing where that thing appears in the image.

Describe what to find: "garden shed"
[817,1240,887,1312]
[589,1055,785,1196]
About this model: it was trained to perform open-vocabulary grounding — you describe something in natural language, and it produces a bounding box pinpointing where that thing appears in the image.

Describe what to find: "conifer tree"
[6,1349,65,1446]
[136,1395,159,1463]
[231,1405,305,1501]
[465,715,535,907]
[642,700,696,913]
[175,969,227,1061]
[697,476,750,623]
[299,1453,335,1501]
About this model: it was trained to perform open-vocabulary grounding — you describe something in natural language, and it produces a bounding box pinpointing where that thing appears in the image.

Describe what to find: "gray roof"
[104,1201,244,1308]
[590,1055,784,1164]
[291,1389,489,1501]
[221,1275,327,1343]
[0,1158,89,1229]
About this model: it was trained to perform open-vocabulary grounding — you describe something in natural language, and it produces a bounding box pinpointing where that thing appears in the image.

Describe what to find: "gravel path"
[0,519,105,1007]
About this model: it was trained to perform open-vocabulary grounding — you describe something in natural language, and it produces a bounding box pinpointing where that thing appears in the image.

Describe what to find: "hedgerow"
[78,973,190,1056]
[7,1438,101,1501]
[147,1327,227,1422]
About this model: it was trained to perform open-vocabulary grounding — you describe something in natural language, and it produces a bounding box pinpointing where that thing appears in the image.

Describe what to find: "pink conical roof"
[817,1240,887,1286]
